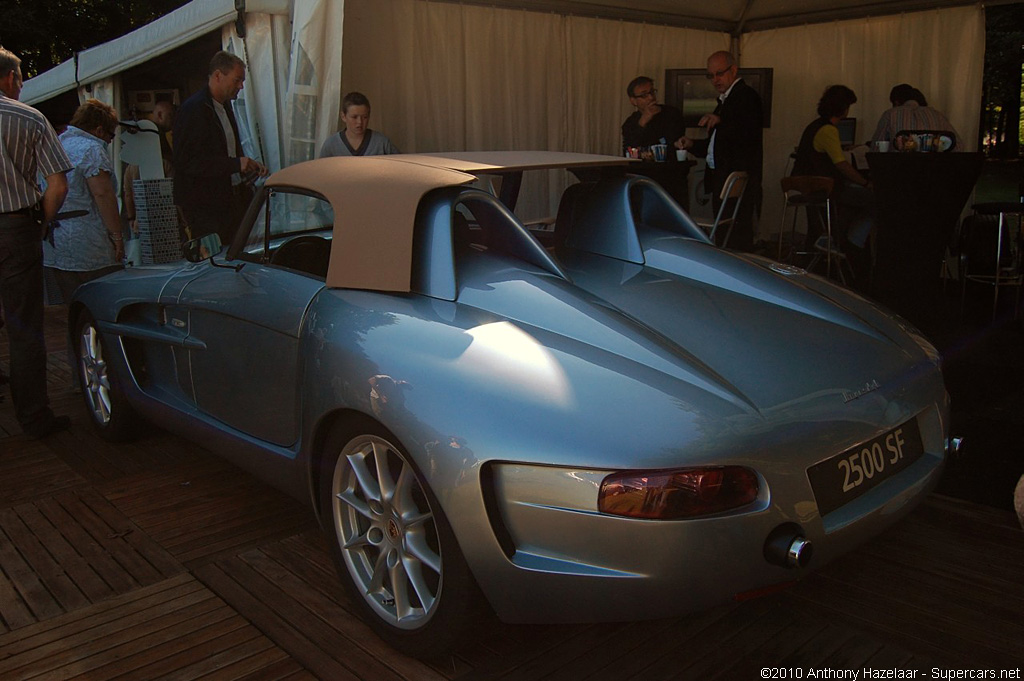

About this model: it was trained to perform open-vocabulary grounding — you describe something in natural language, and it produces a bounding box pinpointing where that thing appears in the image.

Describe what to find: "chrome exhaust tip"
[764,524,813,569]
[785,537,813,569]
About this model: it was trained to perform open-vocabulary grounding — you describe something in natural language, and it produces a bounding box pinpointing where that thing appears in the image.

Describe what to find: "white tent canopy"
[22,0,993,238]
[22,0,291,105]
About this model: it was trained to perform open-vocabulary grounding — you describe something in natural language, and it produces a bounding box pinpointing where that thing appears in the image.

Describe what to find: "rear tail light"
[598,466,759,519]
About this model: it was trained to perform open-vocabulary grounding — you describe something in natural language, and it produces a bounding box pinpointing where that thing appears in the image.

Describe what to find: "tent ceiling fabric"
[20,0,292,105]
[450,0,989,33]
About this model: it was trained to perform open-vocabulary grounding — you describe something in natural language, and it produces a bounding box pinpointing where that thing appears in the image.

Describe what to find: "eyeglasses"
[632,88,657,99]
[705,67,733,80]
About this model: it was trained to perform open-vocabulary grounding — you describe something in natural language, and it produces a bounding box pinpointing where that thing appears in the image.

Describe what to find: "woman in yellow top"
[792,85,874,258]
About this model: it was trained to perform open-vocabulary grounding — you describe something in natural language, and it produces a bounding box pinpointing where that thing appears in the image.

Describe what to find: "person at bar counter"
[674,51,763,251]
[0,46,73,438]
[870,84,962,151]
[320,92,400,157]
[792,84,873,281]
[173,51,267,244]
[621,76,685,157]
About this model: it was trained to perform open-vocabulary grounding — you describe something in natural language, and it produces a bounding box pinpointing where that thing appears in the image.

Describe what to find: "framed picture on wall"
[664,67,773,128]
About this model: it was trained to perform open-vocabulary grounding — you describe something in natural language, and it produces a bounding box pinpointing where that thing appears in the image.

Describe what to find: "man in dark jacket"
[675,51,763,251]
[173,51,266,244]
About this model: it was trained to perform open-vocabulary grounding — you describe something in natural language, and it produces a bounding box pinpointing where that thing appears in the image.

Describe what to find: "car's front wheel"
[320,418,480,657]
[76,313,138,441]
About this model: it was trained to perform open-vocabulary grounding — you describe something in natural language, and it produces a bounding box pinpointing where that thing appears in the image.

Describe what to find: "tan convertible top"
[267,156,474,291]
[263,152,632,291]
[399,151,632,174]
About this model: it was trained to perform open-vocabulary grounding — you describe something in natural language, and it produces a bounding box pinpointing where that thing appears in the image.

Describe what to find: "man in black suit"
[675,51,763,251]
[173,51,267,244]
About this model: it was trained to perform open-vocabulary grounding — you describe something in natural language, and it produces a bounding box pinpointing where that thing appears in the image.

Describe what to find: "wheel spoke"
[336,488,374,520]
[403,509,433,531]
[372,440,397,503]
[83,327,98,361]
[389,557,418,620]
[402,554,437,614]
[97,391,111,422]
[347,448,382,503]
[405,528,441,574]
[392,462,417,516]
[342,526,373,551]
[368,546,390,594]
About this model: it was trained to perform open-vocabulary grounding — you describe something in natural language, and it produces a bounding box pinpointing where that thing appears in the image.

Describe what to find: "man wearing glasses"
[621,76,688,206]
[676,51,764,251]
[621,76,686,157]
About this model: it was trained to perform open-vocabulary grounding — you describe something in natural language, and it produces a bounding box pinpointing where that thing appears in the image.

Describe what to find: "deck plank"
[4,502,97,613]
[0,573,307,681]
[97,461,316,568]
[0,437,87,508]
[194,561,363,681]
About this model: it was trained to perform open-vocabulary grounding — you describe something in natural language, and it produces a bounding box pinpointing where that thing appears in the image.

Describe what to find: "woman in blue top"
[45,99,124,389]
[46,99,124,300]
[319,92,400,157]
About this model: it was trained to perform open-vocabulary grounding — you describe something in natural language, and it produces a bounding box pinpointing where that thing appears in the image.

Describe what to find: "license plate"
[807,420,925,516]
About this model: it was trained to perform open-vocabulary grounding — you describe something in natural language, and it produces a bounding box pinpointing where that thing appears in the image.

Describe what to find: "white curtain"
[220,1,342,173]
[341,0,984,237]
[341,0,725,219]
[742,5,986,241]
[223,13,291,171]
[284,0,345,168]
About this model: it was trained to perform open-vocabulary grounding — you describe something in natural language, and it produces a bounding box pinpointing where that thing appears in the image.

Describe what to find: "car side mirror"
[184,233,223,263]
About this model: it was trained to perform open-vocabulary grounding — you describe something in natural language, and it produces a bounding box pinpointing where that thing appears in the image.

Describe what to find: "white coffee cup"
[676,149,688,162]
[874,140,890,153]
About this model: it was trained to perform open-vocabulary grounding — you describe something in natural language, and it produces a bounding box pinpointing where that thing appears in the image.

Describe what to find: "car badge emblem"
[843,379,881,403]
[769,263,806,276]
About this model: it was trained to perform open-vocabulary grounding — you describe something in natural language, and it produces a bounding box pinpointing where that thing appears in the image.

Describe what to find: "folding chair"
[695,171,749,247]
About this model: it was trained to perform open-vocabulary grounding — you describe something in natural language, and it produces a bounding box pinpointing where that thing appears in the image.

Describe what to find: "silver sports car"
[71,152,952,656]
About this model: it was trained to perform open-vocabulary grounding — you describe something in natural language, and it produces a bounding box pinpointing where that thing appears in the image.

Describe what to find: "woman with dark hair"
[45,98,124,300]
[319,91,400,157]
[792,85,873,263]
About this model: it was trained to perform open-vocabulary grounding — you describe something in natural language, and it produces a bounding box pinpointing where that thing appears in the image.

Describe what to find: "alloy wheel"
[79,322,112,425]
[331,434,442,629]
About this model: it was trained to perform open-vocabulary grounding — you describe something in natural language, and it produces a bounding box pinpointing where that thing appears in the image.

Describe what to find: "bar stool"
[960,201,1024,321]
[777,176,849,282]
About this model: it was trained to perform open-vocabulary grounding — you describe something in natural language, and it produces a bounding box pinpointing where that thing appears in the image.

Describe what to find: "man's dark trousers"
[0,214,53,429]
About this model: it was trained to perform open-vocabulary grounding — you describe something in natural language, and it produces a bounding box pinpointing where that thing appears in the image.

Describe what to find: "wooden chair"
[695,171,749,247]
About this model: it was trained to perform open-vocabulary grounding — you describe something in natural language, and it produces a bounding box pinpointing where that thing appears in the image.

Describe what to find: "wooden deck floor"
[1,307,1022,680]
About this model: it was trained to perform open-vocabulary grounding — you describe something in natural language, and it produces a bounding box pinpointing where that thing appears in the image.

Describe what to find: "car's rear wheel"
[76,313,138,441]
[320,418,480,657]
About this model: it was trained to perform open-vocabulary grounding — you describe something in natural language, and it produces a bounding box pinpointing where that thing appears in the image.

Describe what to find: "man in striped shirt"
[870,84,962,151]
[0,46,74,438]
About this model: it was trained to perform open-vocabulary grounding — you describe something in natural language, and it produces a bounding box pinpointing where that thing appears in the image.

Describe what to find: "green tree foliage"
[983,4,1024,158]
[2,0,189,79]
